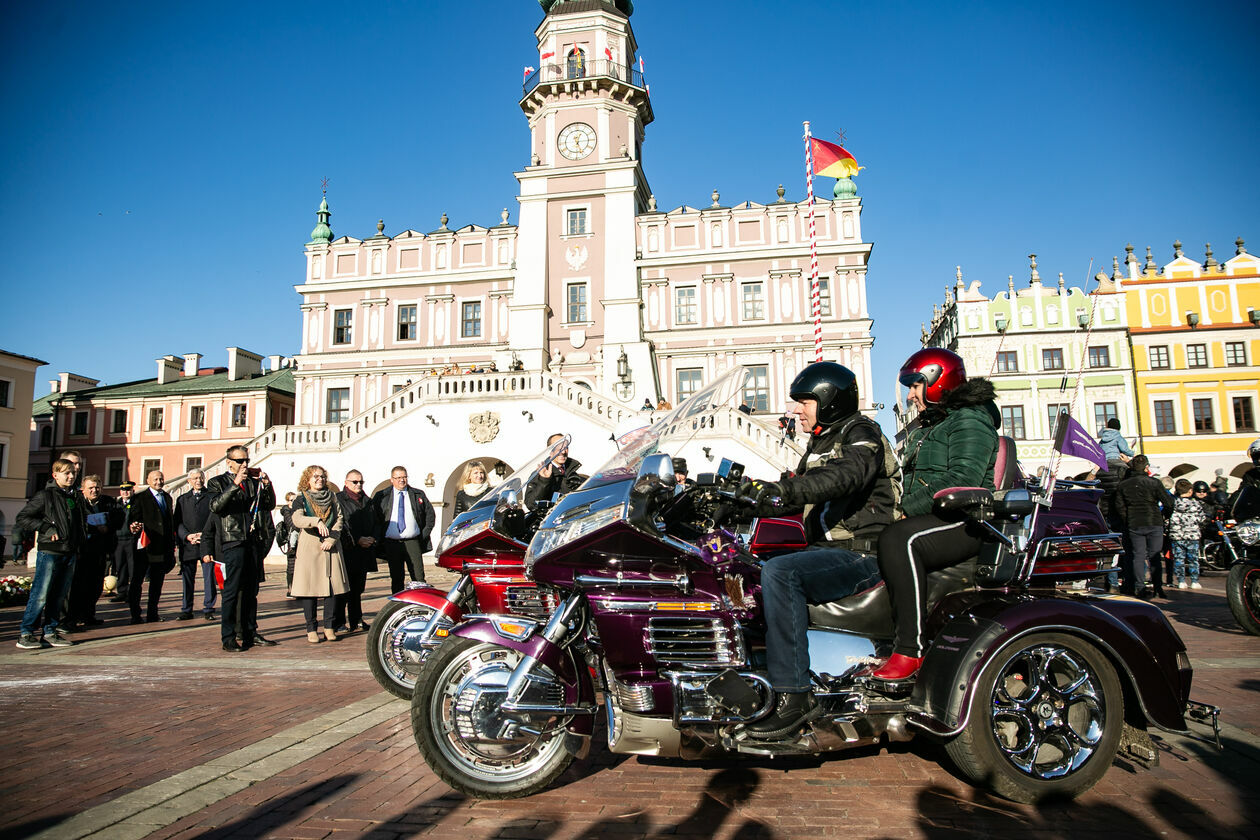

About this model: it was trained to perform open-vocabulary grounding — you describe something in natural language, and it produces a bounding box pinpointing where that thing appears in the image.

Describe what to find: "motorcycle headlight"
[1236,519,1260,546]
[524,503,626,572]
[435,519,491,558]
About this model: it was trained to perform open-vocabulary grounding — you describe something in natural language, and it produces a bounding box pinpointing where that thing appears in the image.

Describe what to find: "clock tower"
[513,0,654,402]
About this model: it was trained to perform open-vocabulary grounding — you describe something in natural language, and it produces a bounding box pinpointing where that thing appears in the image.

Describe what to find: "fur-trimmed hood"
[921,377,1000,428]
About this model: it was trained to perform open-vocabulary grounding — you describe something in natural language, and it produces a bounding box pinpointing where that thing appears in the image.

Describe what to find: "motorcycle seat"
[807,558,977,638]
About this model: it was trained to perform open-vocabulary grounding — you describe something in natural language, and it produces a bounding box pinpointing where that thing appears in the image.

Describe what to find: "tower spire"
[309,186,333,245]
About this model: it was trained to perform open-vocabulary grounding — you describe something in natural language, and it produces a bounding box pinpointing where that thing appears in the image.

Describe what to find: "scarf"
[464,482,488,497]
[303,486,337,526]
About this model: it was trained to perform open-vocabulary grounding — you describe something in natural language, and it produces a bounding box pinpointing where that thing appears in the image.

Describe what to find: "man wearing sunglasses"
[335,470,379,632]
[205,445,276,652]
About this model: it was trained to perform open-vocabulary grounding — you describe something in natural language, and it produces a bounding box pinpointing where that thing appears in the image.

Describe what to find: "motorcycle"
[409,368,1220,804]
[366,438,570,698]
[1223,485,1260,636]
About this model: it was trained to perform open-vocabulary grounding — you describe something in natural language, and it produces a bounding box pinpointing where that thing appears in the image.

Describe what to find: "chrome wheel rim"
[988,644,1106,780]
[429,643,566,783]
[377,605,434,689]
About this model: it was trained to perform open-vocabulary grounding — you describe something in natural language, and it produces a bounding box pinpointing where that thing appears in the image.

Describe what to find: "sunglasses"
[346,480,364,485]
[228,457,251,464]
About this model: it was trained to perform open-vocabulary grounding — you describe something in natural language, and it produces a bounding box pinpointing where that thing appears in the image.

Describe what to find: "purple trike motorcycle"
[410,370,1220,803]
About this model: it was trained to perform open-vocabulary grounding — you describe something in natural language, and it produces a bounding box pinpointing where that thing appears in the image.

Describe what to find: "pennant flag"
[1052,411,1109,471]
[541,51,555,61]
[604,46,612,60]
[809,137,862,179]
[524,65,535,81]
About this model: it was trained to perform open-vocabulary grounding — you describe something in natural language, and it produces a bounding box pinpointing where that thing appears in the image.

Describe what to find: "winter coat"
[206,473,276,549]
[900,378,1002,518]
[290,492,349,598]
[372,485,437,552]
[1115,470,1175,528]
[1097,428,1134,462]
[524,457,587,508]
[17,482,86,555]
[782,412,900,549]
[1169,496,1207,541]
[336,490,380,573]
[81,495,120,560]
[454,485,492,516]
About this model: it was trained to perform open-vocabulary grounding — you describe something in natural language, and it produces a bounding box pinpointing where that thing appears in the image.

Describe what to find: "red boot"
[872,653,923,681]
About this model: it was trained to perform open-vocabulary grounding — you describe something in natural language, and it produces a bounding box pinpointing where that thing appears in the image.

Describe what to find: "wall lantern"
[1186,311,1200,329]
[994,316,1008,333]
[616,347,630,382]
[1248,309,1260,326]
[494,461,509,477]
[1076,311,1090,327]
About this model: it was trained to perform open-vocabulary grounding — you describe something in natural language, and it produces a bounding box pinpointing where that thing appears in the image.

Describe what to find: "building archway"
[441,455,515,530]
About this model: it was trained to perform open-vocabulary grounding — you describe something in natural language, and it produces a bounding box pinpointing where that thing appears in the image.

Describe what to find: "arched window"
[567,47,586,79]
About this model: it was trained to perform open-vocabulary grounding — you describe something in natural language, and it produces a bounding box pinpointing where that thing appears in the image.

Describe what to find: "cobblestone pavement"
[1,562,1257,840]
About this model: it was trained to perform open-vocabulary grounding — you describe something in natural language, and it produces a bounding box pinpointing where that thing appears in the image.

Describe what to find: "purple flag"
[1052,412,1109,472]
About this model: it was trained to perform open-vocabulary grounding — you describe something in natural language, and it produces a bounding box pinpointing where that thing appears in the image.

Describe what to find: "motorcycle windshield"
[580,367,750,490]
[473,434,574,512]
[1233,484,1260,522]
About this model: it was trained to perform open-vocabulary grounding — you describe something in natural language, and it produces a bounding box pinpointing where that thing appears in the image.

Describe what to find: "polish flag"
[524,65,535,81]
[541,51,555,61]
[604,46,612,60]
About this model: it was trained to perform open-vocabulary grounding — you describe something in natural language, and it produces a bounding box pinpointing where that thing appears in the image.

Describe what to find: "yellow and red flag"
[810,138,862,178]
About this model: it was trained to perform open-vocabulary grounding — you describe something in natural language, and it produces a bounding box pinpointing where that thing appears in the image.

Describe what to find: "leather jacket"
[206,473,276,547]
[17,482,86,555]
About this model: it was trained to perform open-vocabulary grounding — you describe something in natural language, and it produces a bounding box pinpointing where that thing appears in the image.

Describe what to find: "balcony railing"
[524,59,645,97]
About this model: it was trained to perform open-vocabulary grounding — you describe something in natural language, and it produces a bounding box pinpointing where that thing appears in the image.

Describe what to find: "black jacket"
[1115,471,1175,528]
[17,482,86,555]
[127,487,177,557]
[524,458,587,508]
[372,485,436,552]
[337,490,380,572]
[782,413,900,548]
[81,495,121,559]
[206,473,276,549]
[454,486,492,516]
[174,489,214,561]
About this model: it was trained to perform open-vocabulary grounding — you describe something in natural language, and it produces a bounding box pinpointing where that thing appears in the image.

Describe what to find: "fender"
[910,592,1190,736]
[389,586,465,622]
[450,617,596,738]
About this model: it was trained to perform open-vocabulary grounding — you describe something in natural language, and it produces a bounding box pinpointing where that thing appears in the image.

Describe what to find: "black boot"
[740,692,818,741]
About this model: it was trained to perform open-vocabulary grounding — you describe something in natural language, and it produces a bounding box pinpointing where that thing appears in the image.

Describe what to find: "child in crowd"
[1168,478,1207,590]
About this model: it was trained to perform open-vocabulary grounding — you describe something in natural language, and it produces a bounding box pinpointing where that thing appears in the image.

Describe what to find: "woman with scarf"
[453,461,492,516]
[291,465,350,643]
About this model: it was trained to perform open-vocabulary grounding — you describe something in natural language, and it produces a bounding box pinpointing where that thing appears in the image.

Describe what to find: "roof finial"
[309,191,333,245]
[1112,256,1122,280]
[501,208,510,225]
[648,193,657,211]
[1058,272,1066,291]
[440,212,449,230]
[1008,274,1015,295]
[1237,237,1248,255]
[955,265,964,286]
[1204,243,1218,270]
[711,188,720,207]
[377,219,385,235]
[1173,239,1183,258]
[1125,242,1136,264]
[775,184,786,203]
[1144,245,1156,272]
[1028,254,1040,284]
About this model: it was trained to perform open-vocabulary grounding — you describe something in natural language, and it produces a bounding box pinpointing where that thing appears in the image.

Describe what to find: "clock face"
[558,123,596,160]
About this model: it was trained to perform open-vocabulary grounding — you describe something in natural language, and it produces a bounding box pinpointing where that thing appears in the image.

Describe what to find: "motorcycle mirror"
[503,489,520,509]
[633,453,678,495]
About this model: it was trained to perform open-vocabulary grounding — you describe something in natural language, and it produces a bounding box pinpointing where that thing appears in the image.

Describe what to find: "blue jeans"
[1171,540,1200,584]
[761,547,883,692]
[20,551,77,637]
[1122,526,1163,594]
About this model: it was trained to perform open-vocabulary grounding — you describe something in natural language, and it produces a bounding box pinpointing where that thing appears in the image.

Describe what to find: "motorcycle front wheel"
[945,632,1124,804]
[411,636,574,799]
[1226,563,1260,636]
[366,600,437,699]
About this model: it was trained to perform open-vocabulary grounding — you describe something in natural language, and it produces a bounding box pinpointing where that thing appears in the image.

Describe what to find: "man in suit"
[174,468,216,621]
[336,469,379,632]
[111,481,137,601]
[373,466,435,592]
[66,474,119,628]
[126,469,176,623]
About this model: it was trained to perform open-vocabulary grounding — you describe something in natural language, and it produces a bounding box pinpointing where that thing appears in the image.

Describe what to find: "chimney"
[57,372,100,393]
[49,380,61,394]
[156,355,181,385]
[266,354,285,372]
[183,353,202,377]
[226,347,263,382]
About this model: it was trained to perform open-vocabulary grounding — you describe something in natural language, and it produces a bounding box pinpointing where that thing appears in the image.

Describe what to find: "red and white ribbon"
[804,121,822,363]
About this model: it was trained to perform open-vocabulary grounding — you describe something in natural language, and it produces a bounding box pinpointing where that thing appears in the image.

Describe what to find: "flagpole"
[1049,258,1096,482]
[804,121,822,363]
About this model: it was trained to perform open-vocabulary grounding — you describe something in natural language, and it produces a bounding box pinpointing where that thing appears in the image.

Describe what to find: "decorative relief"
[565,244,588,271]
[468,411,501,444]
[570,329,587,349]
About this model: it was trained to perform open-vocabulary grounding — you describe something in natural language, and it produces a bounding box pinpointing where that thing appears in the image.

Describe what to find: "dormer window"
[567,47,586,79]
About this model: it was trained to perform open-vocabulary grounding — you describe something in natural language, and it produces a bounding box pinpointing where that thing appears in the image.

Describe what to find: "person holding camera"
[205,445,276,652]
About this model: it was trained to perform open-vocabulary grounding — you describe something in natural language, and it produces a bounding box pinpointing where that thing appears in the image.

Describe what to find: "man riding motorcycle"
[735,361,900,740]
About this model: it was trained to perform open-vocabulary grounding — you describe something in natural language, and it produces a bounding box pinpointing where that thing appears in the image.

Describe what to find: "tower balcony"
[522,59,651,123]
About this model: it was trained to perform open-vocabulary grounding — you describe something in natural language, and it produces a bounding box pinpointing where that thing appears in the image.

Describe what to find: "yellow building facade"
[1124,239,1260,484]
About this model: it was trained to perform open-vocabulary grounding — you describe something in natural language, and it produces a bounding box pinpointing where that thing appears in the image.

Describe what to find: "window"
[566,283,588,323]
[995,351,1019,373]
[188,405,206,430]
[0,379,9,408]
[185,456,202,473]
[817,278,832,317]
[1192,398,1214,433]
[566,47,586,78]
[1087,346,1111,368]
[333,309,353,344]
[0,442,5,477]
[72,411,88,436]
[566,208,587,236]
[230,404,248,428]
[1153,400,1176,435]
[675,287,697,325]
[1149,346,1170,369]
[461,302,482,338]
[392,384,406,394]
[397,305,417,341]
[1093,402,1119,431]
[676,368,703,402]
[1225,342,1247,366]
[39,426,52,448]
[1234,396,1256,432]
[742,365,770,412]
[106,459,124,487]
[326,388,350,423]
[112,410,127,434]
[1046,404,1069,437]
[1186,344,1208,368]
[147,407,164,431]
[1041,348,1065,370]
[741,282,765,320]
[141,458,161,479]
[1000,405,1026,439]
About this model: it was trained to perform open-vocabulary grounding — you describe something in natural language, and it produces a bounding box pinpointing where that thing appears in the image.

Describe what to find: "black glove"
[737,479,785,510]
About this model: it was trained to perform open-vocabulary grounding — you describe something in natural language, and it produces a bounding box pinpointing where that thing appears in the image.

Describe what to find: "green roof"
[31,367,295,416]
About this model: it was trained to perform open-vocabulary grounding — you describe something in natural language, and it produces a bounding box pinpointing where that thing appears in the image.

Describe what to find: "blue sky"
[3,0,1257,424]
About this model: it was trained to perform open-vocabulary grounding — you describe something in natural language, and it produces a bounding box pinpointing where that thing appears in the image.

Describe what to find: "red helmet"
[899,348,967,406]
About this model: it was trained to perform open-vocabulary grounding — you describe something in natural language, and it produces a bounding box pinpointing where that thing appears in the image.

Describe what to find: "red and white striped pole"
[804,121,822,362]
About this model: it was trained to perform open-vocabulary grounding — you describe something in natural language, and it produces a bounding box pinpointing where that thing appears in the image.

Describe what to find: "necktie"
[155,492,166,512]
[396,491,405,530]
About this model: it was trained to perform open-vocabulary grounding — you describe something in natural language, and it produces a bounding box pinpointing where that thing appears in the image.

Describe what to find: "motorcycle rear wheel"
[412,636,574,799]
[1226,564,1260,636]
[367,600,437,699]
[945,632,1123,804]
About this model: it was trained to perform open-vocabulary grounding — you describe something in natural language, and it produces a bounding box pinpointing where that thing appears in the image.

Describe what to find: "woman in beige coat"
[291,465,350,643]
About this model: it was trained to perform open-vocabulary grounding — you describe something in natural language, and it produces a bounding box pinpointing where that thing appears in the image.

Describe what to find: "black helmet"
[789,362,860,428]
[1192,480,1210,493]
